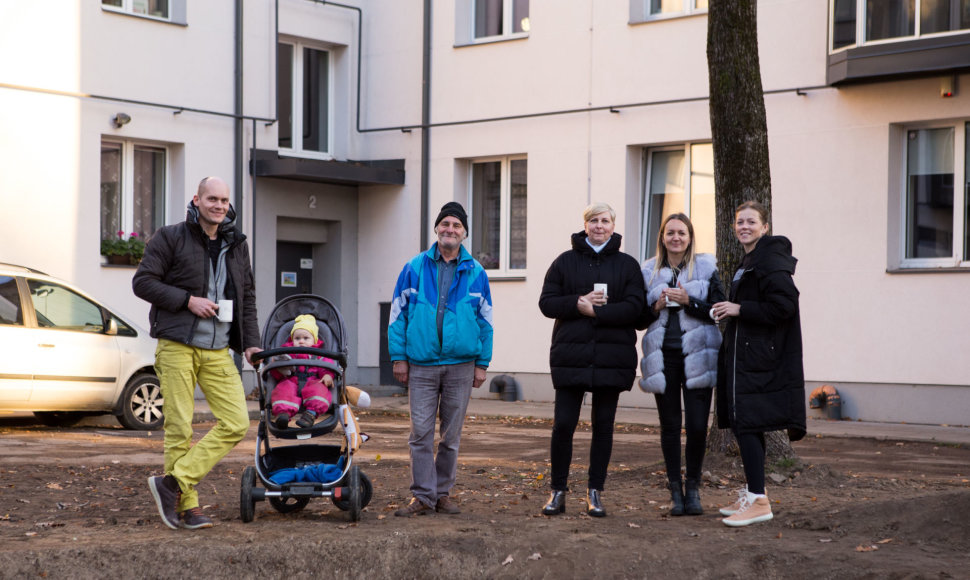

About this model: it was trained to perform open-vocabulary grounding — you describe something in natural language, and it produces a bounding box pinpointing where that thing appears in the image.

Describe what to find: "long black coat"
[539,232,645,391]
[716,235,806,440]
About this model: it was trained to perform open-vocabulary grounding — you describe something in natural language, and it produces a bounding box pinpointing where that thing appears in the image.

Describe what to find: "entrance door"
[276,242,313,302]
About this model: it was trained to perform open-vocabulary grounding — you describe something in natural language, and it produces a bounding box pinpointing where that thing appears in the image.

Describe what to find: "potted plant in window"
[101,231,146,266]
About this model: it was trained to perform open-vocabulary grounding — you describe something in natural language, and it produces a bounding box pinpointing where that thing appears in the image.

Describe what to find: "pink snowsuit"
[269,338,336,418]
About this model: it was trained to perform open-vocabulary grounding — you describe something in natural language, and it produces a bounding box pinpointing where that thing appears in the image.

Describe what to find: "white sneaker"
[722,495,773,527]
[719,488,748,516]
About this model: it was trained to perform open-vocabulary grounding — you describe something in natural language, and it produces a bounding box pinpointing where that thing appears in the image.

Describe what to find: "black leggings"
[655,349,713,483]
[549,387,620,492]
[735,431,766,494]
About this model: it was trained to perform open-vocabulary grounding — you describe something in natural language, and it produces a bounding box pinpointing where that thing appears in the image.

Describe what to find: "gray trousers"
[406,361,474,507]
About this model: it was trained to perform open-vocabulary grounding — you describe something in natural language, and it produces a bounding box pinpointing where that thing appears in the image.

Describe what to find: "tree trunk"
[706,0,794,460]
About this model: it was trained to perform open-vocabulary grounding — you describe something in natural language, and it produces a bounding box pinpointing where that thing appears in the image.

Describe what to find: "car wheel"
[118,373,164,430]
[33,411,86,427]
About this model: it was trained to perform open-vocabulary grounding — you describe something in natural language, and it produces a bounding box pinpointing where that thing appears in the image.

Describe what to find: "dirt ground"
[1,409,968,579]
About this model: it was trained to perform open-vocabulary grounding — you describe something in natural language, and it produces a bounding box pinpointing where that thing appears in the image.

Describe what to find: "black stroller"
[241,294,372,522]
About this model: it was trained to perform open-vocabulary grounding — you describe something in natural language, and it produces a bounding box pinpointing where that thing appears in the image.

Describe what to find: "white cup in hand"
[594,283,607,300]
[217,299,233,322]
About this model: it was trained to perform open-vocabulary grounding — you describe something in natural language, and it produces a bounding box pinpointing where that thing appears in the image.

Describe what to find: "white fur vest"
[638,253,722,394]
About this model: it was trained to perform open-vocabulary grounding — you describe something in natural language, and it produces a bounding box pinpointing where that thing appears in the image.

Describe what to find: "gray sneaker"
[148,475,180,530]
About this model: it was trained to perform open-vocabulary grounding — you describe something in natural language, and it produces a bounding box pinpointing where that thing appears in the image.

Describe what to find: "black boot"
[586,489,606,517]
[684,478,704,515]
[668,481,685,516]
[542,490,566,516]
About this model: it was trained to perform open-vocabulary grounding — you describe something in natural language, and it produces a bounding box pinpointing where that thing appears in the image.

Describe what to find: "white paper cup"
[217,299,233,322]
[594,283,607,298]
[665,296,678,308]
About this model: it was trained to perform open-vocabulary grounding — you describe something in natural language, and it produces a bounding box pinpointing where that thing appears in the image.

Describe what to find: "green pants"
[155,339,249,511]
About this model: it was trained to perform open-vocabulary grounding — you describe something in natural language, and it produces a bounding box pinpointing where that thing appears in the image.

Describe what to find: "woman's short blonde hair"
[583,202,616,223]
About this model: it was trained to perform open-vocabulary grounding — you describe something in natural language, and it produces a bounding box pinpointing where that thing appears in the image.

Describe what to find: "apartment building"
[1,1,967,424]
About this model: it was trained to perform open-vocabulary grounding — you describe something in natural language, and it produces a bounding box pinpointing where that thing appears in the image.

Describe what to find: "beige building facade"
[1,1,968,425]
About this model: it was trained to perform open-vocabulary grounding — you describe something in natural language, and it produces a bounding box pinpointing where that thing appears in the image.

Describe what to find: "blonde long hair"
[651,213,697,280]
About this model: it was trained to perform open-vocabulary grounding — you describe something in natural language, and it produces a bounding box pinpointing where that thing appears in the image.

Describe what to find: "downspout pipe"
[420,0,431,251]
[234,0,244,222]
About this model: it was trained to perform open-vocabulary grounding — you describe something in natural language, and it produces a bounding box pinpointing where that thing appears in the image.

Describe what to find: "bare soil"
[1,410,968,579]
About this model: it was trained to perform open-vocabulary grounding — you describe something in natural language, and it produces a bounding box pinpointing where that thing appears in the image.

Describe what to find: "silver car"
[0,263,161,429]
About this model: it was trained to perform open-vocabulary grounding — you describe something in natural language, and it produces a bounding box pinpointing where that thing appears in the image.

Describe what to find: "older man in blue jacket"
[388,202,493,517]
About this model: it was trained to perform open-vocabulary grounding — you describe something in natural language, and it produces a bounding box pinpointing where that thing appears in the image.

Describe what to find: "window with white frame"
[641,143,715,261]
[634,0,708,22]
[101,0,185,23]
[278,40,332,158]
[474,0,530,40]
[831,0,970,51]
[100,140,166,246]
[899,122,970,267]
[469,157,527,272]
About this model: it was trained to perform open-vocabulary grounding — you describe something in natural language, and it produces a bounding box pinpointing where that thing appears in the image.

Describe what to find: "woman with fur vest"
[638,213,724,516]
[538,202,645,518]
[711,201,806,527]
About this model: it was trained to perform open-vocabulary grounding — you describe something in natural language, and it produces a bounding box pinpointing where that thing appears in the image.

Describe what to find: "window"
[898,122,970,267]
[101,0,185,23]
[830,0,970,50]
[27,280,106,333]
[473,0,530,39]
[645,0,708,19]
[0,276,24,326]
[278,41,332,158]
[640,143,715,261]
[469,157,527,272]
[100,140,166,246]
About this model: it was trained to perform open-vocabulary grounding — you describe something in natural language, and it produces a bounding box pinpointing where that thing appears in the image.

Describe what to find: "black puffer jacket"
[539,232,645,391]
[716,235,806,440]
[132,203,260,354]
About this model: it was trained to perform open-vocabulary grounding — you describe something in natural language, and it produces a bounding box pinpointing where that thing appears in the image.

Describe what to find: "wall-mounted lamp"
[941,76,956,98]
[112,112,132,128]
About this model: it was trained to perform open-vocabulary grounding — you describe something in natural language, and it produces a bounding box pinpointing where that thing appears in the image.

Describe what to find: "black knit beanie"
[434,201,469,232]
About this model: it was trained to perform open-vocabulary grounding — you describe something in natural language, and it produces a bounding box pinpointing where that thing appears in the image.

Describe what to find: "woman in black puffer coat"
[538,203,645,518]
[711,201,806,528]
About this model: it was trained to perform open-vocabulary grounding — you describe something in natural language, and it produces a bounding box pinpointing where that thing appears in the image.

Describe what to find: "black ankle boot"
[685,479,703,515]
[586,489,606,517]
[542,490,566,516]
[668,481,685,516]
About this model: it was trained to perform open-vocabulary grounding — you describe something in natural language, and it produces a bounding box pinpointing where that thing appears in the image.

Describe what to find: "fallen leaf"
[628,522,641,528]
[527,553,541,561]
[502,555,513,566]
[46,483,63,490]
[776,532,783,539]
[375,454,381,461]
[818,538,832,543]
[876,538,893,544]
[855,545,878,552]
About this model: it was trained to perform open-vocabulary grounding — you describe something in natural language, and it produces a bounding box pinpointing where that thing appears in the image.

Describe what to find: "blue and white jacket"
[388,243,493,368]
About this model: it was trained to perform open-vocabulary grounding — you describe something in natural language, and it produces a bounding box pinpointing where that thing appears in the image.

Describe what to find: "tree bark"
[706,0,793,460]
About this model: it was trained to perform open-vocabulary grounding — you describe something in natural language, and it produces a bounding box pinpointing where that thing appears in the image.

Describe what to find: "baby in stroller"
[270,314,335,429]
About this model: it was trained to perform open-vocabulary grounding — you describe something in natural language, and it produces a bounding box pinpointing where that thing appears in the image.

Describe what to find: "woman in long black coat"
[711,200,806,528]
[538,202,645,518]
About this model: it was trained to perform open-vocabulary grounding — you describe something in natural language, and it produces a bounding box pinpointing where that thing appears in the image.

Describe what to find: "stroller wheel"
[240,466,257,523]
[332,470,372,511]
[348,465,362,522]
[269,496,310,514]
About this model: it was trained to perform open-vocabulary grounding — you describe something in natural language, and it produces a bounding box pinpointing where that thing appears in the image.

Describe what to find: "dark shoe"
[586,489,606,517]
[668,481,685,516]
[435,495,461,514]
[394,497,433,517]
[541,491,566,516]
[148,475,180,530]
[273,413,290,429]
[179,507,213,530]
[685,479,704,515]
[295,410,317,428]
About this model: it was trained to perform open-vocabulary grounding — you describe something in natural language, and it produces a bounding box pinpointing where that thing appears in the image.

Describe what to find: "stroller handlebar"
[252,346,348,368]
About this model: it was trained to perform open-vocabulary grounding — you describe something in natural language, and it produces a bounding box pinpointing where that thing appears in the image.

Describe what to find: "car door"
[0,275,33,402]
[25,278,121,410]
